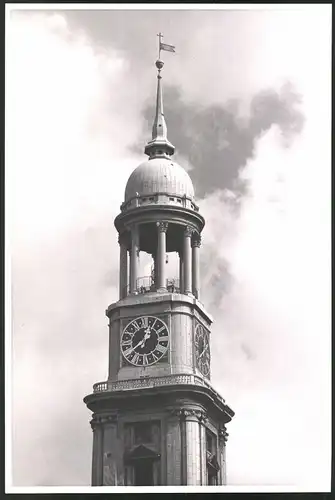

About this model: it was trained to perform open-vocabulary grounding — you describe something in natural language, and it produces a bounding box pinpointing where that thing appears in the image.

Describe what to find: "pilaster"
[90,415,104,486]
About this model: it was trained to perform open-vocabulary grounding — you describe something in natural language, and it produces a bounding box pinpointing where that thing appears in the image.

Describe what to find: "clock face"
[121,316,169,366]
[195,323,210,377]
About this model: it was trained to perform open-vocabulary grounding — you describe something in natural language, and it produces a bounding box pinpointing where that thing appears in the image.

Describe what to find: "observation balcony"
[92,373,227,408]
[123,275,180,296]
[87,373,235,423]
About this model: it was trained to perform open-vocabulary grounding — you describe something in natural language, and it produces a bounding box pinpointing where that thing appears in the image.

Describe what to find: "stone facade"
[86,399,231,486]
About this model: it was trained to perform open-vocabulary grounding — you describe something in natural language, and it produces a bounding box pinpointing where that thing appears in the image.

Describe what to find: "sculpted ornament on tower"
[218,425,229,443]
[90,413,118,431]
[169,408,208,424]
[156,221,169,233]
[184,225,194,238]
[192,233,202,248]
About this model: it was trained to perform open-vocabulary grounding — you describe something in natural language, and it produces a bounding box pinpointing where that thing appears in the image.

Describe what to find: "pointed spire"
[152,60,168,141]
[144,37,175,159]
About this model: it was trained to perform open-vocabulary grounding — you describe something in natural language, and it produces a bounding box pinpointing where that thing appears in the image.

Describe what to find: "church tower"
[84,45,235,487]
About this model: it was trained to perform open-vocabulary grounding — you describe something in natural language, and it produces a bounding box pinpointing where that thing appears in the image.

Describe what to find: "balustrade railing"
[123,276,180,296]
[92,373,226,406]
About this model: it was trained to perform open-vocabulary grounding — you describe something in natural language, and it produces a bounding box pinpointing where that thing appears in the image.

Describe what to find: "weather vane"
[157,32,175,61]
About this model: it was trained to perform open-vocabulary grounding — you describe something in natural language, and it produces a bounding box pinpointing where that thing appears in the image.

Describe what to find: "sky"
[6,4,331,491]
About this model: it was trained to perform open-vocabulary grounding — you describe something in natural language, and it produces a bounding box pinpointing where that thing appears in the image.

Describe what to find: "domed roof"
[124,157,195,202]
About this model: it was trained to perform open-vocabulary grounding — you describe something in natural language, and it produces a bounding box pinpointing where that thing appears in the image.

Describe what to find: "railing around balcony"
[92,373,226,407]
[123,276,180,296]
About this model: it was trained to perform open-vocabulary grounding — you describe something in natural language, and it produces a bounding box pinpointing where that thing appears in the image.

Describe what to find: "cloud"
[202,123,330,487]
[8,11,136,486]
[135,82,304,198]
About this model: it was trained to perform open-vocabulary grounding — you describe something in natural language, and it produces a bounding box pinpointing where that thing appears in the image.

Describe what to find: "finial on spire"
[144,34,176,159]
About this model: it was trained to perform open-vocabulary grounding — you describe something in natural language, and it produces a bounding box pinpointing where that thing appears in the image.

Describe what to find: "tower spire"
[144,33,175,159]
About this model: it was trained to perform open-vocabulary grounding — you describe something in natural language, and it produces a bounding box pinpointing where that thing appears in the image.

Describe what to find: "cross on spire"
[157,32,164,60]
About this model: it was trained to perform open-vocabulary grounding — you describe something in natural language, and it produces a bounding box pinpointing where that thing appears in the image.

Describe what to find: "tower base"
[84,377,233,486]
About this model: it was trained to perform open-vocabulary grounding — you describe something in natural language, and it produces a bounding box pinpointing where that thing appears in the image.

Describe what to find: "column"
[90,418,99,486]
[183,226,193,294]
[192,233,201,299]
[118,234,128,299]
[184,410,202,485]
[178,249,184,293]
[130,224,140,294]
[156,221,168,291]
[91,416,104,486]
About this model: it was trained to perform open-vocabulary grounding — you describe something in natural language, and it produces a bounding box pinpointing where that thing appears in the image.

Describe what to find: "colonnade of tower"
[118,223,201,300]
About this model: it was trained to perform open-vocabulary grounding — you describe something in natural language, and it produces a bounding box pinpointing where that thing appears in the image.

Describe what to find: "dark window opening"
[134,459,154,486]
[149,197,154,201]
[206,429,219,484]
[134,421,152,445]
[169,197,175,201]
[206,431,215,453]
[177,198,182,203]
[207,469,218,485]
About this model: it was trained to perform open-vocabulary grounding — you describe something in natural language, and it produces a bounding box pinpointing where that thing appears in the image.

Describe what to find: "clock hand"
[129,339,145,352]
[127,329,152,354]
[124,327,153,356]
[139,328,152,347]
[127,332,151,353]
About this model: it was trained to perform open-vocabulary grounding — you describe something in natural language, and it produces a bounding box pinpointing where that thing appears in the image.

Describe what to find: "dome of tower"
[124,157,195,202]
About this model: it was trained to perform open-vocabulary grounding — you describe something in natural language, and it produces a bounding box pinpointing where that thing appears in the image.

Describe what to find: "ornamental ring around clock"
[120,315,169,366]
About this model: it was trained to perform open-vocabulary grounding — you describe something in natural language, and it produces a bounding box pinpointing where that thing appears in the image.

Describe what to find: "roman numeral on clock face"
[123,346,134,358]
[132,320,140,331]
[155,343,166,354]
[132,353,140,364]
[143,354,149,365]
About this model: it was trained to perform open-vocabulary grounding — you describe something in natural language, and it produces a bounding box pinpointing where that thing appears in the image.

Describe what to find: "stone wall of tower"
[107,293,212,383]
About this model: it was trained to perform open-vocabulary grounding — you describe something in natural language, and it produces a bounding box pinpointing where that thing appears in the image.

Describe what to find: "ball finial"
[155,59,164,70]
